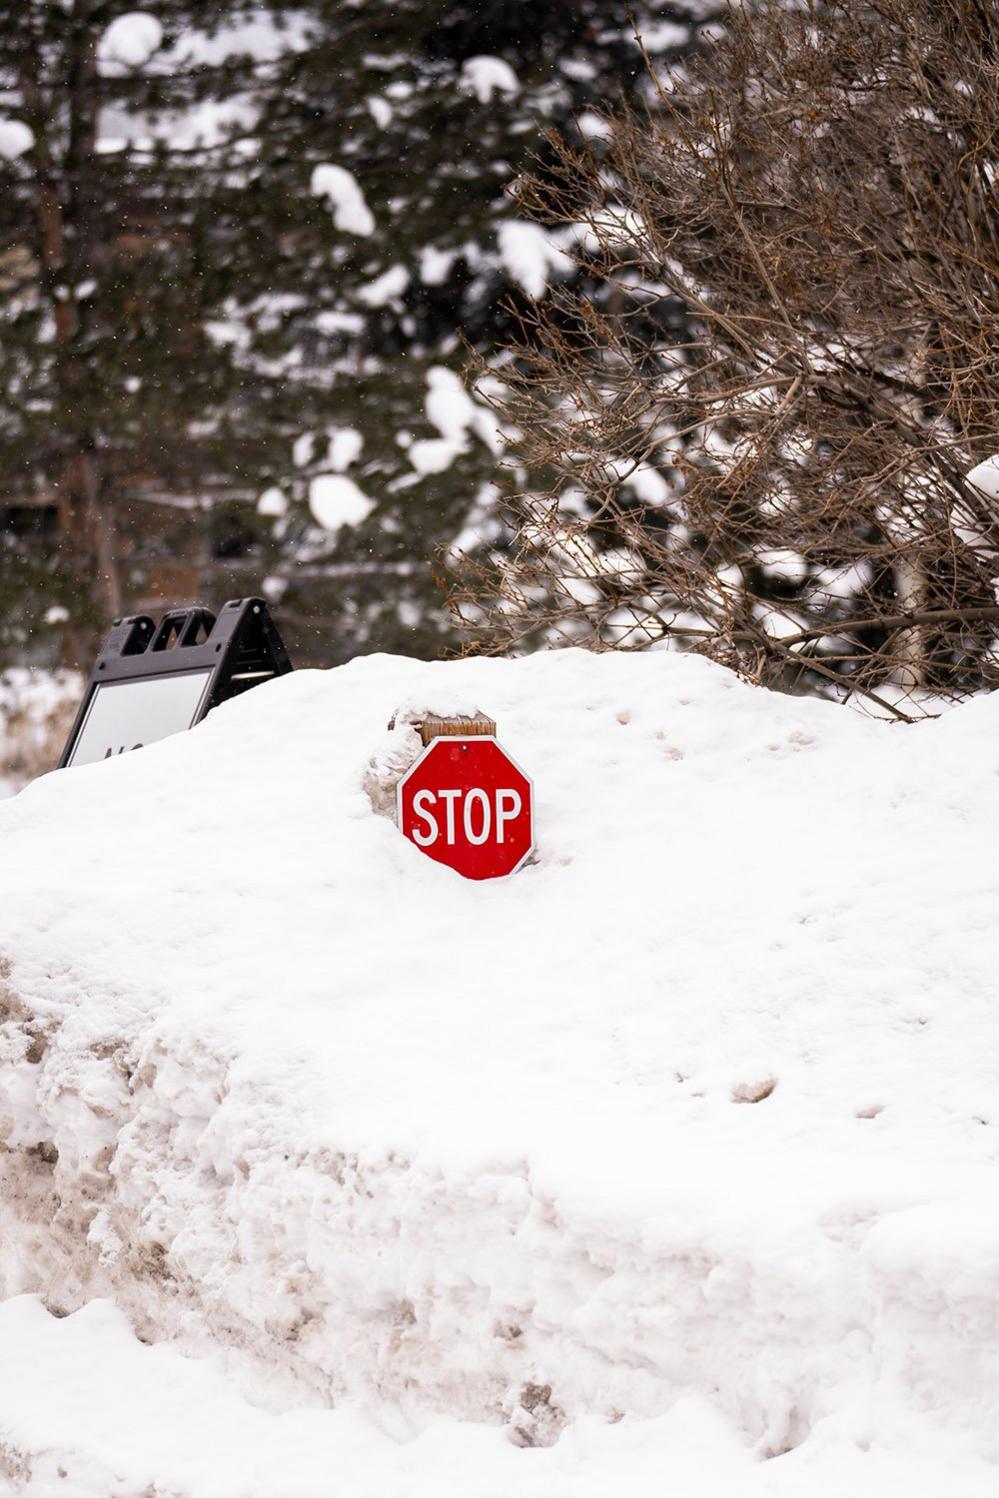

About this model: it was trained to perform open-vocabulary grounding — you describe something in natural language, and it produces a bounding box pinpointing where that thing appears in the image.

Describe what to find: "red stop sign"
[397,736,534,880]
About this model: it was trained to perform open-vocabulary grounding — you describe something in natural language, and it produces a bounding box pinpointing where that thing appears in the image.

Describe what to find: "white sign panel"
[65,669,213,768]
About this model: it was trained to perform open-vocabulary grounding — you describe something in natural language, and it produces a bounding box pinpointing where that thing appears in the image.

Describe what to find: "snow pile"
[2,649,999,1492]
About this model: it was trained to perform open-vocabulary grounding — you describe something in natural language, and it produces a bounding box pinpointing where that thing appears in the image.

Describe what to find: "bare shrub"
[0,672,80,790]
[453,0,999,717]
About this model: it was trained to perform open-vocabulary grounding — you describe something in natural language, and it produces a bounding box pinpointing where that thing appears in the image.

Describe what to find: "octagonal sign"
[397,736,534,880]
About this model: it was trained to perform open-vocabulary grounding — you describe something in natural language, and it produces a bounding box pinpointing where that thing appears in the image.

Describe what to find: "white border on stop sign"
[395,735,536,878]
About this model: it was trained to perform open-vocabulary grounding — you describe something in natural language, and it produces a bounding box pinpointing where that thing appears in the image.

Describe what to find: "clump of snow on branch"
[419,245,460,286]
[256,487,287,518]
[460,56,519,103]
[635,20,691,52]
[309,474,374,530]
[327,428,364,472]
[497,221,573,298]
[99,12,163,68]
[311,164,375,237]
[358,263,409,306]
[409,367,502,476]
[366,95,392,128]
[0,120,33,160]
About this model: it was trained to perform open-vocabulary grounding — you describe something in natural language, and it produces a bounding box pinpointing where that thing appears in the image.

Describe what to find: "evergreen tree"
[0,2,706,666]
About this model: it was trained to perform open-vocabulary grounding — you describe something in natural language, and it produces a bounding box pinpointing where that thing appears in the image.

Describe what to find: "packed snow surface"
[2,649,999,1494]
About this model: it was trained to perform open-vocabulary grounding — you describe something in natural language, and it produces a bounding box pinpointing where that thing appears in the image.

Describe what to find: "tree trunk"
[20,4,120,666]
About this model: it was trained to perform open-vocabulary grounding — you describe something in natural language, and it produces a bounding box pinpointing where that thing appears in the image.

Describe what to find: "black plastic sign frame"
[59,597,292,769]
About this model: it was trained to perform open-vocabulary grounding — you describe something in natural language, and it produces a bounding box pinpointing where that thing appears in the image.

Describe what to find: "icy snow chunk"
[498,221,573,298]
[311,164,375,237]
[460,55,519,103]
[309,474,374,530]
[293,433,314,468]
[10,650,999,1483]
[326,428,363,472]
[99,12,163,67]
[0,120,33,159]
[257,487,287,518]
[358,263,408,307]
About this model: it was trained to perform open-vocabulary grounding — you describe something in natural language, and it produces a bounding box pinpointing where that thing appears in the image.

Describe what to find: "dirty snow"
[2,650,999,1492]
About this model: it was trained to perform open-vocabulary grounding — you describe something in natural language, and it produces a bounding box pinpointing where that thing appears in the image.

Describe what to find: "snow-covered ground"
[1,649,998,1494]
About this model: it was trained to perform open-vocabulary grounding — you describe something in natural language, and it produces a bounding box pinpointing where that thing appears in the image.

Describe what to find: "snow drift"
[1,649,998,1494]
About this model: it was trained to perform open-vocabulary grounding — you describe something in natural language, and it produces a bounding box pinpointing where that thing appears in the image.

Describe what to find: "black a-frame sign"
[59,597,293,770]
